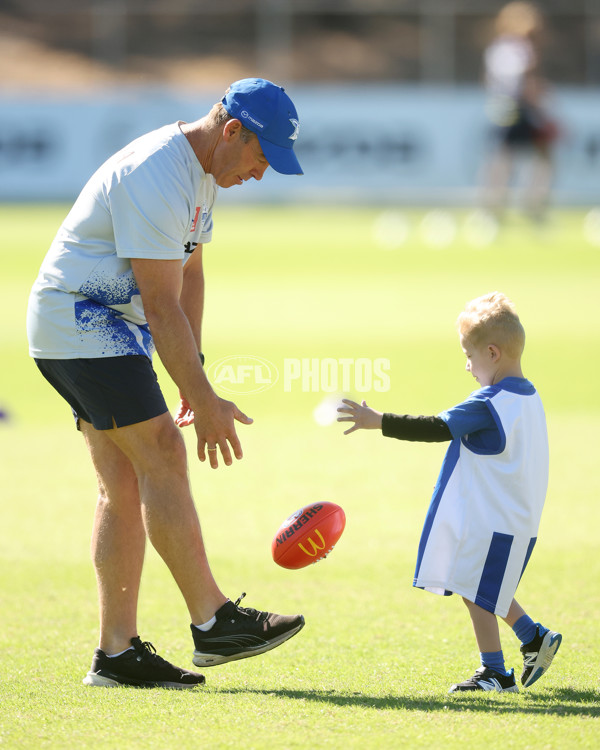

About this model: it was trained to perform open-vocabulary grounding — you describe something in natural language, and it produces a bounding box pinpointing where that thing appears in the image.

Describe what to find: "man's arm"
[176,245,205,425]
[131,257,252,468]
[180,244,205,354]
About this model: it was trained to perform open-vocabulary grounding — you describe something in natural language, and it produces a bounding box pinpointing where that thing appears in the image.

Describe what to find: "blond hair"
[457,292,525,359]
[495,2,543,38]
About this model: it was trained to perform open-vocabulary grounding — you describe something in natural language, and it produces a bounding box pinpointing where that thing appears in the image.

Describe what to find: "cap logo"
[240,110,264,130]
[289,118,300,141]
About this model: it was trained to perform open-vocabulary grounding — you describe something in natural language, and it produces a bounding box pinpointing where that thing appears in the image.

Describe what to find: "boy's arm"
[338,399,452,442]
[381,413,452,442]
[384,396,497,443]
[340,394,497,444]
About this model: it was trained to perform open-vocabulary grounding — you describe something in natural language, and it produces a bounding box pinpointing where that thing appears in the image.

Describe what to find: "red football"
[271,501,346,570]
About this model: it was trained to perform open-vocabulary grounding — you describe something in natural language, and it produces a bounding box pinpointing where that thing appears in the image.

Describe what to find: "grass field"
[1,204,599,748]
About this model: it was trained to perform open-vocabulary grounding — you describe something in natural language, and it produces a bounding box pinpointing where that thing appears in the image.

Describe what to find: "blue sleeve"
[438,396,497,440]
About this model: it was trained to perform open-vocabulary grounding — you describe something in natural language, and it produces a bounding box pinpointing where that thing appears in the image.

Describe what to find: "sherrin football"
[271,501,346,570]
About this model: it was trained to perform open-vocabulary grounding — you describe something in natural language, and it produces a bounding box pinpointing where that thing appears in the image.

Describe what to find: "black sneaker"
[83,636,205,689]
[520,626,562,688]
[191,593,305,667]
[448,666,519,693]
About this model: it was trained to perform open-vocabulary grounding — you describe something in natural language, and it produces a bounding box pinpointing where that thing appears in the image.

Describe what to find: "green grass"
[1,204,599,748]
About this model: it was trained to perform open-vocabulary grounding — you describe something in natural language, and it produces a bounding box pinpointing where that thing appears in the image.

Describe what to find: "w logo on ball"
[271,501,346,570]
[298,530,326,557]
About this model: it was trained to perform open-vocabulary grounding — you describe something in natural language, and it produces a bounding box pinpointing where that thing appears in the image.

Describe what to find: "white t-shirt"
[484,33,534,101]
[413,378,549,617]
[27,122,217,359]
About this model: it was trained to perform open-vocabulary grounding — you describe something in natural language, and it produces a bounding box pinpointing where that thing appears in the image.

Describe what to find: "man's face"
[212,122,270,188]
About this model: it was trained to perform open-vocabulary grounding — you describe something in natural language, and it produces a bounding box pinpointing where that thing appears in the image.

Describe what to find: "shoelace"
[233,592,269,622]
[132,638,171,666]
[234,593,247,607]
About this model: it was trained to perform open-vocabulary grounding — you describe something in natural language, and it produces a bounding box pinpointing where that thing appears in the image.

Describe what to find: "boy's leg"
[502,598,562,688]
[447,598,518,693]
[463,597,502,653]
[462,597,509,675]
[503,598,538,645]
[502,599,527,627]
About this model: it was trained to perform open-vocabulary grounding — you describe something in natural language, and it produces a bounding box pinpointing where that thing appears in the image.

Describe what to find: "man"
[26,78,305,689]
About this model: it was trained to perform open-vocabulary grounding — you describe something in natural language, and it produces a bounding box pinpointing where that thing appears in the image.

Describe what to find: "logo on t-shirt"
[190,205,209,234]
[191,207,201,232]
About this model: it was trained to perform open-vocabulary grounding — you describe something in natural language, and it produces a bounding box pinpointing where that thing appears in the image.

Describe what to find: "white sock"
[106,647,134,658]
[194,615,217,632]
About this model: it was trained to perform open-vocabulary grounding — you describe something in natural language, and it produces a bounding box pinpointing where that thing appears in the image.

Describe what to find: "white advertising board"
[0,86,598,203]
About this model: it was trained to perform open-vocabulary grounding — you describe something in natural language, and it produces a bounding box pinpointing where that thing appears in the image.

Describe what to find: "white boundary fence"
[0,86,598,204]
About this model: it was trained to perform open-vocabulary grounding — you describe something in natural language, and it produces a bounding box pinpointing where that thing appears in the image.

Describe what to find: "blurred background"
[1,0,599,206]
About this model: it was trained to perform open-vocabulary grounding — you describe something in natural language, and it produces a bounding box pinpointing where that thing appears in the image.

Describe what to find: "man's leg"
[80,418,211,687]
[38,356,303,678]
[81,420,147,655]
[89,412,227,627]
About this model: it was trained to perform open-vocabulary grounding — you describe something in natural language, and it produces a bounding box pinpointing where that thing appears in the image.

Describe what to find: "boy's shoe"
[83,636,205,689]
[520,627,562,688]
[191,593,305,667]
[448,666,519,694]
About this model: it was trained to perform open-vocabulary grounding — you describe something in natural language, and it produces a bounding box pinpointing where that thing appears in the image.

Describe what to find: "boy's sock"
[480,650,507,675]
[512,614,546,645]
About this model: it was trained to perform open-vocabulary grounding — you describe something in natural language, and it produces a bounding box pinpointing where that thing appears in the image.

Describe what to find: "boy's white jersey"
[414,379,549,617]
[27,122,217,360]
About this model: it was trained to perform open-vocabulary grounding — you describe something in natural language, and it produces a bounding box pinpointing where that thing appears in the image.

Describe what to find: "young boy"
[337,292,561,693]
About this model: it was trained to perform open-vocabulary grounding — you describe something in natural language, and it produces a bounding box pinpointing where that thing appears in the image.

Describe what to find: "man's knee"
[125,416,188,478]
[96,467,139,509]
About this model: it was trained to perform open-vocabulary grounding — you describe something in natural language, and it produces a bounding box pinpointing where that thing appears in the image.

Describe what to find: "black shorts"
[492,104,541,148]
[35,355,169,430]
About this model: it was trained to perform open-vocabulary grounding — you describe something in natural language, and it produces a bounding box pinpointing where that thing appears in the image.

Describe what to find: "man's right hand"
[193,395,253,468]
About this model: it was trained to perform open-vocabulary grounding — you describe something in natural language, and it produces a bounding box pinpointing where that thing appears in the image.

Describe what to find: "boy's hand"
[337,399,383,435]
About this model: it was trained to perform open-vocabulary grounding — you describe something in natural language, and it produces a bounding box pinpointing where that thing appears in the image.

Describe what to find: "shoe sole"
[449,682,519,694]
[83,672,203,689]
[449,685,519,694]
[522,631,562,688]
[192,621,305,667]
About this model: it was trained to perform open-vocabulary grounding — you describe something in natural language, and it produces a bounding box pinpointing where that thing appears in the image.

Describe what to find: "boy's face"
[460,334,498,387]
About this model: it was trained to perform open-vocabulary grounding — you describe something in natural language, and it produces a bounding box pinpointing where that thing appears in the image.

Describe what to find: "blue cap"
[222,78,303,176]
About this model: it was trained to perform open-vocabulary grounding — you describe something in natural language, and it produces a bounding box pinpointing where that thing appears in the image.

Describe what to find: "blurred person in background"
[480,2,559,225]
